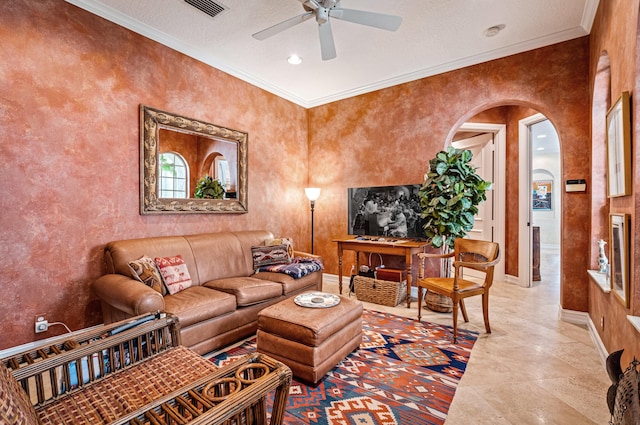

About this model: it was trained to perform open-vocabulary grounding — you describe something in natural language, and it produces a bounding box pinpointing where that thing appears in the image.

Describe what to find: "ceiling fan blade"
[252,12,314,40]
[318,21,336,60]
[329,8,402,31]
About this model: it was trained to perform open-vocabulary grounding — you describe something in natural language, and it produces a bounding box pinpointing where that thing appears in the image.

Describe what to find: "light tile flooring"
[323,248,611,424]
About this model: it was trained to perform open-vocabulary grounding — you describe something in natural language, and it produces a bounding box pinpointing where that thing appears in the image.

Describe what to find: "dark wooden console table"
[334,237,427,308]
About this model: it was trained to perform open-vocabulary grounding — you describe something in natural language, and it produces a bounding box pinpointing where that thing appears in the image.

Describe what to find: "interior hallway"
[323,248,611,424]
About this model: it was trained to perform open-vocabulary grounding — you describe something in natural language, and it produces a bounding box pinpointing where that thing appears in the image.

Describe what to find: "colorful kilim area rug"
[209,309,478,425]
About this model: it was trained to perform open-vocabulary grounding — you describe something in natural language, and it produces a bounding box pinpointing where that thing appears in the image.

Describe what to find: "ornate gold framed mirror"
[140,105,248,214]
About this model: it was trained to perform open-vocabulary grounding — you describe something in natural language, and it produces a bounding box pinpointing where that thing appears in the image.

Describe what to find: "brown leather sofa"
[92,230,322,355]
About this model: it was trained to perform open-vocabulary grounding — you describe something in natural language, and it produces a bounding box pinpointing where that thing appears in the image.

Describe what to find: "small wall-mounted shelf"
[587,269,610,293]
[628,316,640,334]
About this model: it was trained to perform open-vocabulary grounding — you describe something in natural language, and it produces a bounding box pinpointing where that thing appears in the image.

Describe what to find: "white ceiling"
[65,0,599,108]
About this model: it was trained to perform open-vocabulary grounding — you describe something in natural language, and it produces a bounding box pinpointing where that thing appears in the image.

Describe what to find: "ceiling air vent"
[184,0,227,19]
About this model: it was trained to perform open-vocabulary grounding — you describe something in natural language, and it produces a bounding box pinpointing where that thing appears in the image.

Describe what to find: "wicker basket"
[353,275,407,307]
[424,290,453,312]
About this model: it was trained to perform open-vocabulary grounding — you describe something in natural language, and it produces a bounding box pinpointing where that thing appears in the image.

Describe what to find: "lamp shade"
[305,187,321,201]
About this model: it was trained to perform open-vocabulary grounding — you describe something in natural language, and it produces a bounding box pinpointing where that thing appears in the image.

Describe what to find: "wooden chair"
[417,238,500,343]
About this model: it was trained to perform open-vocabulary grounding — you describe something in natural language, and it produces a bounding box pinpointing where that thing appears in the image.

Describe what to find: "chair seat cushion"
[37,346,218,425]
[420,277,483,295]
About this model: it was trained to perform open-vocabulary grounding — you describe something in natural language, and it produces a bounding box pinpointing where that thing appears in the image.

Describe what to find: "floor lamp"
[305,188,321,254]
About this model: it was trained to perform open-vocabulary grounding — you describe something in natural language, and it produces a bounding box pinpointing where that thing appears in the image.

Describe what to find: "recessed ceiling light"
[536,147,545,151]
[484,24,505,37]
[537,134,547,139]
[288,54,302,65]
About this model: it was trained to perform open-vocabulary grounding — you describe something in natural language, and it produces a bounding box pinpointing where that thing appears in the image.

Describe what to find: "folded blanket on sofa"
[257,257,323,279]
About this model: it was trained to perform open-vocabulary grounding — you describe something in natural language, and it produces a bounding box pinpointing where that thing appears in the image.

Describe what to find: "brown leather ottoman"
[256,293,363,384]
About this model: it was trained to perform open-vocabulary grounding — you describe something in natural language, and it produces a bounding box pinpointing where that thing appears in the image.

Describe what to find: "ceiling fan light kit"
[252,0,402,61]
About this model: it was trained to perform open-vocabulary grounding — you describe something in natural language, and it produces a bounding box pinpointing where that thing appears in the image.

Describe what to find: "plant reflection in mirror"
[194,175,225,199]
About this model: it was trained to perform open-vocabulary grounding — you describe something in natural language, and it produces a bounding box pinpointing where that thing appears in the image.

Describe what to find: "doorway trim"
[458,122,506,282]
[518,113,548,287]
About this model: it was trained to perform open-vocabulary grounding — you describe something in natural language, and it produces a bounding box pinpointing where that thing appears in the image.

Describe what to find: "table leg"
[405,253,412,308]
[338,247,343,294]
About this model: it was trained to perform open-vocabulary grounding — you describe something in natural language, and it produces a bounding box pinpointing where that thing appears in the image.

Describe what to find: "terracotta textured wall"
[2,0,637,361]
[308,38,591,312]
[0,1,310,350]
[588,0,640,365]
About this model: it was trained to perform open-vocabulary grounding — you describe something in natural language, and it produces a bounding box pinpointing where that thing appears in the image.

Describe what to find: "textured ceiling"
[65,0,599,108]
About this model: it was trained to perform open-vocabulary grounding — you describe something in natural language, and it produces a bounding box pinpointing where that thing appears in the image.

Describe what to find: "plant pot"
[424,290,452,313]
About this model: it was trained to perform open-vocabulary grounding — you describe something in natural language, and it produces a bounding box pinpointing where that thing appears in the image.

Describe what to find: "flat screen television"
[348,184,425,239]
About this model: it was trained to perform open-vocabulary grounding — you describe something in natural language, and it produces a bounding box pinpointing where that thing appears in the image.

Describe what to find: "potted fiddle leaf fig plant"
[418,146,492,311]
[194,175,225,199]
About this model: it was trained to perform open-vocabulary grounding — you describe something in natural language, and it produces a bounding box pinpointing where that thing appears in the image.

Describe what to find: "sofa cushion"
[128,255,166,295]
[251,245,291,268]
[254,271,321,295]
[266,237,294,259]
[0,361,38,425]
[204,277,283,307]
[155,255,193,295]
[104,236,200,285]
[163,286,236,328]
[185,231,273,282]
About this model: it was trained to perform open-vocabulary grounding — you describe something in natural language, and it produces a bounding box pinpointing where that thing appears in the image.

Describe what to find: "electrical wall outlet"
[35,315,49,333]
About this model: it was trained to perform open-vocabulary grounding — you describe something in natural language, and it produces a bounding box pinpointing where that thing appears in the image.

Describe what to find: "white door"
[453,123,506,283]
[452,133,495,280]
[453,133,495,243]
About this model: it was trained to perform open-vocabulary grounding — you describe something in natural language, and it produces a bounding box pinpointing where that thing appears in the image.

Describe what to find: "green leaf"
[418,147,489,249]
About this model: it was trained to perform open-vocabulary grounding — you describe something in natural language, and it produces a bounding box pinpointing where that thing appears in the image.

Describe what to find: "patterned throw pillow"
[252,244,291,269]
[266,237,294,260]
[0,362,39,425]
[128,256,167,295]
[154,255,193,295]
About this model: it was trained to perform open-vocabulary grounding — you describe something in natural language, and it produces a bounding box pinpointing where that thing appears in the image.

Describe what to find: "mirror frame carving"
[140,105,248,214]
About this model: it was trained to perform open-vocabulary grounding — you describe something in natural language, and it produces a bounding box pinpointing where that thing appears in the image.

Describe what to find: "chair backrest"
[454,238,500,287]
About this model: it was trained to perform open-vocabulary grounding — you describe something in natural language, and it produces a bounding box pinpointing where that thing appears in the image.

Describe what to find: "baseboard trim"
[559,307,607,368]
[558,307,588,326]
[586,315,608,367]
[323,273,339,285]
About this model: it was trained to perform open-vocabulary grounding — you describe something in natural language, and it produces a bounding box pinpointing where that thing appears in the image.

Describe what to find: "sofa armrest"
[294,250,321,259]
[93,274,164,316]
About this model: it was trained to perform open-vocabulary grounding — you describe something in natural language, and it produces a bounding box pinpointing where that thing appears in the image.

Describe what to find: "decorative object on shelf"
[194,175,225,199]
[305,187,321,254]
[418,146,492,312]
[606,91,631,197]
[598,239,609,274]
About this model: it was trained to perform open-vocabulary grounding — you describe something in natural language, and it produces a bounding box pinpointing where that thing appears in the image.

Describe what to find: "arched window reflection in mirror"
[214,156,231,191]
[159,152,189,198]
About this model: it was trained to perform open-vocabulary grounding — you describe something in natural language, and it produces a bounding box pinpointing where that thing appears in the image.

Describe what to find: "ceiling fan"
[252,0,402,61]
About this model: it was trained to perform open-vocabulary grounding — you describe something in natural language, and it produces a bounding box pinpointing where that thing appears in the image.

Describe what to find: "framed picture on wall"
[532,180,552,210]
[610,213,630,307]
[606,91,631,197]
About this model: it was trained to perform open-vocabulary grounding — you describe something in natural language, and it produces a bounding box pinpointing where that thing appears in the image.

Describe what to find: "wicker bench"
[0,313,291,425]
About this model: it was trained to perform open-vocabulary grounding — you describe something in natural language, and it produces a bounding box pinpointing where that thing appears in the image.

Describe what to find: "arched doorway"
[448,103,563,293]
